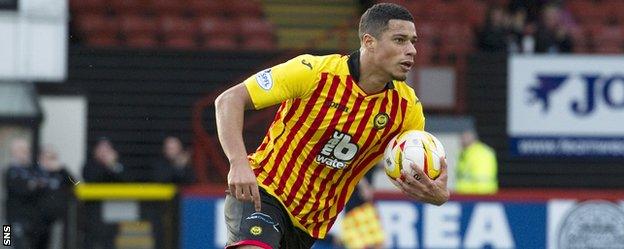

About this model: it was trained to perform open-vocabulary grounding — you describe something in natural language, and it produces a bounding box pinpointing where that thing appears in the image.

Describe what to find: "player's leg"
[224,190,285,249]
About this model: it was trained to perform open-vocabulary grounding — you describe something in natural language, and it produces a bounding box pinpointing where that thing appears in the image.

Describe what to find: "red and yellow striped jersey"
[243,52,425,238]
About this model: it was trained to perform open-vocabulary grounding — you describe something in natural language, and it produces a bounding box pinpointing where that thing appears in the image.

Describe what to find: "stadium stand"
[69,0,275,50]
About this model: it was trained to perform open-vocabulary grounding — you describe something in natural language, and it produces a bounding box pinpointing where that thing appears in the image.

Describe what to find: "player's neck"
[359,50,391,95]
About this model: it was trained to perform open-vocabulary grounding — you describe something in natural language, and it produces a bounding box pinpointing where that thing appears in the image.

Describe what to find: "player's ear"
[362,33,376,51]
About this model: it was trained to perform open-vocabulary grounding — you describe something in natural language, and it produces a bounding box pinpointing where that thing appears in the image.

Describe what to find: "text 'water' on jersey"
[243,52,425,238]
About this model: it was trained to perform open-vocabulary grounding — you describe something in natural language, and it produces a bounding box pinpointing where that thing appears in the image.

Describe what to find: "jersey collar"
[347,50,395,90]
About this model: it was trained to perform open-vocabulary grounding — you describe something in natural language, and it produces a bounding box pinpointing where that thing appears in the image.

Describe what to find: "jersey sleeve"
[405,97,426,131]
[243,54,320,110]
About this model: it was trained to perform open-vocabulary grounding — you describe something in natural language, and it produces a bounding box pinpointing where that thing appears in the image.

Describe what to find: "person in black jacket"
[151,136,195,184]
[534,4,573,53]
[32,145,74,249]
[477,6,513,52]
[82,137,130,182]
[4,138,39,249]
[81,137,129,249]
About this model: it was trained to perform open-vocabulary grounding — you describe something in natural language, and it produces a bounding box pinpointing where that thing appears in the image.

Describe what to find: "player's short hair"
[359,3,414,39]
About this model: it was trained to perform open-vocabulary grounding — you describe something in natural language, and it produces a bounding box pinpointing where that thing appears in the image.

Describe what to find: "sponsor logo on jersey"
[256,69,273,90]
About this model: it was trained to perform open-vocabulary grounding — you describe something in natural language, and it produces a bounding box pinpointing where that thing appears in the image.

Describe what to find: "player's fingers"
[409,163,433,185]
[402,170,427,189]
[436,157,449,183]
[235,184,246,200]
[439,157,448,170]
[396,179,419,198]
[438,157,448,175]
[250,185,262,212]
[228,184,237,197]
[241,184,253,201]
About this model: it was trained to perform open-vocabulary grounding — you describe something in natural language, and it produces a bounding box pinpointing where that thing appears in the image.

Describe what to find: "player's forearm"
[215,88,249,166]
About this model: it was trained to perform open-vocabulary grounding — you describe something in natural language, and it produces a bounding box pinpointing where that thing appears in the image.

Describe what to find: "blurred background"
[1,0,624,248]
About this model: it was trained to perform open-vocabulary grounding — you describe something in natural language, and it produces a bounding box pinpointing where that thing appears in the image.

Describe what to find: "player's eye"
[394,38,405,44]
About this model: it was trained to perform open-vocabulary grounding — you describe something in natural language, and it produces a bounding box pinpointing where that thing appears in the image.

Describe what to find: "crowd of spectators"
[3,135,195,249]
[477,0,574,54]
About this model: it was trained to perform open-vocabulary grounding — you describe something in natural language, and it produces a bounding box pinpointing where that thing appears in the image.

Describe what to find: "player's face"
[375,19,417,81]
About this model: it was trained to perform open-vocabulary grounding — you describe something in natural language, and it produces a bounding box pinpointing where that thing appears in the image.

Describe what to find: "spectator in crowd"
[82,137,130,182]
[508,7,533,53]
[151,136,195,184]
[534,4,573,53]
[508,0,545,24]
[146,136,195,249]
[3,138,38,249]
[455,130,498,195]
[82,137,130,249]
[477,6,513,52]
[34,145,74,249]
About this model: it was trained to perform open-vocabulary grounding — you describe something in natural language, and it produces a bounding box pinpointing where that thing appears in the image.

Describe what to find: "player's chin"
[392,72,408,81]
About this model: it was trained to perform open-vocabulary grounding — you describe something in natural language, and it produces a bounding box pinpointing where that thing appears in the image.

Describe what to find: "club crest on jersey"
[316,130,358,169]
[256,68,273,91]
[373,113,389,129]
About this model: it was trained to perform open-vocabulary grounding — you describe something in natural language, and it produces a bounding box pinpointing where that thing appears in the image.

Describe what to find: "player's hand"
[227,160,261,211]
[396,157,450,206]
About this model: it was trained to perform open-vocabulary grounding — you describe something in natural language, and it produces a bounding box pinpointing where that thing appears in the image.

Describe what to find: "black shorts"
[224,187,316,249]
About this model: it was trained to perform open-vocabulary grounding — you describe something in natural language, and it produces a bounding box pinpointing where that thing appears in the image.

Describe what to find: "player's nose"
[406,43,417,56]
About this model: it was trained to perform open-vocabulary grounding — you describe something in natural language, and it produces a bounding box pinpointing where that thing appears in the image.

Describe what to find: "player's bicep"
[229,83,255,110]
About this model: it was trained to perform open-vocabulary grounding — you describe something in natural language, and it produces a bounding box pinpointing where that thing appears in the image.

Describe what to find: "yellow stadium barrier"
[74,183,177,201]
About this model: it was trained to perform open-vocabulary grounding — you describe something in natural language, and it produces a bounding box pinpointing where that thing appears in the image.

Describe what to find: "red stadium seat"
[416,22,441,44]
[569,26,591,53]
[160,15,198,36]
[186,0,224,18]
[459,1,487,28]
[153,0,187,16]
[567,1,610,25]
[404,1,424,20]
[120,15,159,48]
[593,25,623,50]
[160,15,198,49]
[227,0,264,18]
[241,35,276,50]
[74,14,118,37]
[197,17,239,38]
[607,1,624,23]
[70,0,107,15]
[120,15,159,36]
[415,42,434,65]
[202,36,238,50]
[238,17,274,37]
[125,34,159,48]
[85,34,120,47]
[441,23,474,42]
[422,1,462,22]
[109,0,151,15]
[163,37,197,49]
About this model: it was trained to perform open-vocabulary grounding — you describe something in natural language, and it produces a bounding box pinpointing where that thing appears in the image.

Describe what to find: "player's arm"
[396,98,449,205]
[215,55,319,211]
[215,83,262,211]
